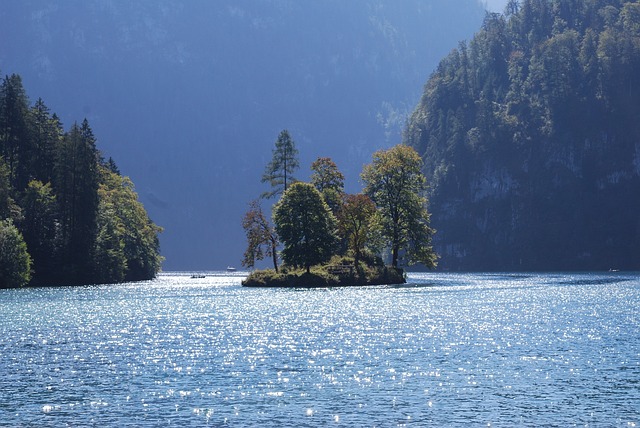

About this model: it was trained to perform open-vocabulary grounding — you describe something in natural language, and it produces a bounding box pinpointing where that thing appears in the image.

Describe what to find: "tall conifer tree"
[55,120,99,283]
[261,129,299,199]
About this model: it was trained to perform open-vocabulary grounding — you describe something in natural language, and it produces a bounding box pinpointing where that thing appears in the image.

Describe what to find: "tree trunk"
[392,245,399,268]
[271,241,279,273]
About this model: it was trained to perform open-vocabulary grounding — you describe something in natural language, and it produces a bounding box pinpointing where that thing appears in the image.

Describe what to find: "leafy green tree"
[97,167,163,282]
[0,219,32,288]
[261,129,299,199]
[95,175,127,284]
[20,180,58,284]
[310,157,345,213]
[273,182,338,273]
[241,200,279,272]
[362,144,436,269]
[338,193,377,266]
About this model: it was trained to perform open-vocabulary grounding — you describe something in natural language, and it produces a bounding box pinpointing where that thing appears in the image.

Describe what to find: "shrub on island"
[242,256,406,288]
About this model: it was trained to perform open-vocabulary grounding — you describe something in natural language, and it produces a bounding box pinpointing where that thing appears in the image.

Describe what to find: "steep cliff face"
[406,0,640,270]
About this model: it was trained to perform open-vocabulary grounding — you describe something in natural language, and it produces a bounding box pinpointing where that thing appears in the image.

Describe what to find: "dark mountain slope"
[1,1,486,269]
[406,0,640,271]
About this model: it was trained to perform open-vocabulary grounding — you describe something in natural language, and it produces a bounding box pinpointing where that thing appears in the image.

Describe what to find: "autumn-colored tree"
[338,193,377,266]
[242,200,279,272]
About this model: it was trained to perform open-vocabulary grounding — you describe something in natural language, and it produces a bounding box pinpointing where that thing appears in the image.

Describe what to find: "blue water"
[0,272,638,427]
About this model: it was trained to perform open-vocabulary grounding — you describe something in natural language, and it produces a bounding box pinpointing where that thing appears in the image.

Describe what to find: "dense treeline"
[405,0,640,270]
[0,73,162,287]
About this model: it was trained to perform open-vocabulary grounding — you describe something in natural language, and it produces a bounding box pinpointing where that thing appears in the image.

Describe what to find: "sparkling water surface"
[1,272,639,426]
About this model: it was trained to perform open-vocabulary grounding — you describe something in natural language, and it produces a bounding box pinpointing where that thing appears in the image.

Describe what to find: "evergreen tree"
[54,120,100,283]
[273,182,338,273]
[20,180,58,284]
[0,74,32,191]
[28,98,60,184]
[261,130,299,199]
[0,157,20,221]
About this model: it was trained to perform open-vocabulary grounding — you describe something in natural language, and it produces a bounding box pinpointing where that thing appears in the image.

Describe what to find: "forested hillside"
[0,74,162,287]
[405,0,640,270]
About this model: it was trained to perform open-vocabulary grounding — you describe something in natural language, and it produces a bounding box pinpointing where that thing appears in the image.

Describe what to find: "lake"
[0,272,638,426]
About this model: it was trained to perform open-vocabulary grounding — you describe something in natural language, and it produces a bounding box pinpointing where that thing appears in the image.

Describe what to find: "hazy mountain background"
[1,1,496,270]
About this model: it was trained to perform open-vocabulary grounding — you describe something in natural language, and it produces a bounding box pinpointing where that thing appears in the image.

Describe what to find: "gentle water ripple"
[0,272,638,426]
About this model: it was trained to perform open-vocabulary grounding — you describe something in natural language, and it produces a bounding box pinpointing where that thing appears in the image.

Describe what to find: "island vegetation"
[0,73,163,288]
[241,130,436,287]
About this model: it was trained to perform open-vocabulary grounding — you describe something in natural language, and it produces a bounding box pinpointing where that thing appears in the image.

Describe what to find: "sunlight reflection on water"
[0,272,638,426]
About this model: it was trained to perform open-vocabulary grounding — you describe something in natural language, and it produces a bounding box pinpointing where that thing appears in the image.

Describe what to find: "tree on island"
[362,144,437,269]
[241,199,279,272]
[310,157,345,213]
[338,193,378,267]
[273,182,338,273]
[261,129,299,199]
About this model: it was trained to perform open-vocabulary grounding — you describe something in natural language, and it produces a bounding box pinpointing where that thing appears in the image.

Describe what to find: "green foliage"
[310,157,345,212]
[96,167,164,283]
[241,258,405,288]
[241,200,279,272]
[0,74,32,191]
[29,98,61,184]
[54,120,100,284]
[261,129,300,199]
[273,182,338,273]
[20,180,58,284]
[246,142,437,286]
[0,157,21,221]
[362,145,437,268]
[0,74,163,285]
[338,193,378,264]
[405,0,640,270]
[0,219,31,288]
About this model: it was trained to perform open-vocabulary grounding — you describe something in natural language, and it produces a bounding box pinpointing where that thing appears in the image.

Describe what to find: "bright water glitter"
[0,272,638,426]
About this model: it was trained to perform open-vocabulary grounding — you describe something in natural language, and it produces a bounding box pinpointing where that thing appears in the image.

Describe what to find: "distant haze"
[483,0,509,12]
[1,1,486,270]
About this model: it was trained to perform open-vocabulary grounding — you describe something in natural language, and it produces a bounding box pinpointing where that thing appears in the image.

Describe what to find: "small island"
[241,131,437,288]
[242,256,406,288]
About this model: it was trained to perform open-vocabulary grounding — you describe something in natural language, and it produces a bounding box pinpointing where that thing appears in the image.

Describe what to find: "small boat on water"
[226,266,237,272]
[191,274,206,279]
